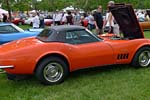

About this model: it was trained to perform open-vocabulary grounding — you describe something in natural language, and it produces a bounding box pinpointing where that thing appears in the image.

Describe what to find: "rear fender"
[34,51,71,72]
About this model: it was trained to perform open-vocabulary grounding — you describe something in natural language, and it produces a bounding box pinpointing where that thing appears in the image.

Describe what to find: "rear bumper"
[0,65,14,69]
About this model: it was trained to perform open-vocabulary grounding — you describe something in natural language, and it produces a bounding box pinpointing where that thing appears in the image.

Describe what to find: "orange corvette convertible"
[0,4,150,85]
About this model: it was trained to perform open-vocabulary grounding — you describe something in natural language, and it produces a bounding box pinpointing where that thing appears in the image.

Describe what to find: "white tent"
[63,6,75,12]
[29,10,36,13]
[0,8,8,19]
[0,8,8,14]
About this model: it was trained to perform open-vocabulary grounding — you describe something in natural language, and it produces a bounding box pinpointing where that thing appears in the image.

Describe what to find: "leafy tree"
[1,0,150,12]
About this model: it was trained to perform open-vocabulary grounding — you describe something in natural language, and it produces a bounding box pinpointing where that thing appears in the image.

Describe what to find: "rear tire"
[132,47,150,68]
[35,57,69,85]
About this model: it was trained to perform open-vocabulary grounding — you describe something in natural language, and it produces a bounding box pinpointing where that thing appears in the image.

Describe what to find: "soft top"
[50,25,85,32]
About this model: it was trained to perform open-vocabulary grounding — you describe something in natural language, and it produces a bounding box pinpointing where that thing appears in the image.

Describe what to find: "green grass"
[0,66,150,100]
[144,31,150,38]
[19,24,32,30]
[0,28,150,100]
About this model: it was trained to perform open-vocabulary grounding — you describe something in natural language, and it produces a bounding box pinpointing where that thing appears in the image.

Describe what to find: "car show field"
[0,1,150,100]
[0,36,149,98]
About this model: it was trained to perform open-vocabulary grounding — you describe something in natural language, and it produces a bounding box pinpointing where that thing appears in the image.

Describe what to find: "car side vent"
[117,53,129,60]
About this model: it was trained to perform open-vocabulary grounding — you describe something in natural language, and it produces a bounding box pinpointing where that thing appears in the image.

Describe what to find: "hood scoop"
[109,4,144,39]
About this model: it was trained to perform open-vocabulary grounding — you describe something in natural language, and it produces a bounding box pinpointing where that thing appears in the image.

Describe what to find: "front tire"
[132,47,150,68]
[35,57,69,85]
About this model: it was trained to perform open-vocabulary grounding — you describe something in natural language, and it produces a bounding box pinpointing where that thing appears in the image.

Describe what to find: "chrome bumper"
[0,65,14,69]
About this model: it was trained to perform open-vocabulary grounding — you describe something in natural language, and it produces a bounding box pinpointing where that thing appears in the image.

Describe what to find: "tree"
[1,0,150,12]
[6,0,12,21]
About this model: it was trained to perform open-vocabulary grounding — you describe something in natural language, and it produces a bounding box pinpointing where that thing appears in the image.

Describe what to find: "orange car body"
[1,36,149,75]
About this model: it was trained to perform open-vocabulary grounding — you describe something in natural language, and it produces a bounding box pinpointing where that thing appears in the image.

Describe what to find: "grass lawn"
[19,24,32,30]
[0,27,150,100]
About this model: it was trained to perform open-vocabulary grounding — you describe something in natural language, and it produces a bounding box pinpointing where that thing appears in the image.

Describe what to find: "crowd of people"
[136,10,150,22]
[50,1,119,36]
[40,1,119,35]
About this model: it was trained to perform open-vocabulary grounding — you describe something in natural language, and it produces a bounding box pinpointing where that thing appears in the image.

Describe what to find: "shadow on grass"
[68,64,134,78]
[1,64,138,86]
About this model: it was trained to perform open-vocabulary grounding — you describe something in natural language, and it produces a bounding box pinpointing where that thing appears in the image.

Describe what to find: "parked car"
[0,4,150,85]
[139,22,150,30]
[11,17,25,25]
[44,18,53,26]
[0,23,43,44]
[44,15,53,26]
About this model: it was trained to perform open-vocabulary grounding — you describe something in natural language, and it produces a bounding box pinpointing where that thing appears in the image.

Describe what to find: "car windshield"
[0,24,25,33]
[85,29,103,40]
[36,29,53,41]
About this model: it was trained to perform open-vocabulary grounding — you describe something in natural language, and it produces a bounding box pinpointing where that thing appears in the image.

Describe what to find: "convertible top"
[50,25,85,32]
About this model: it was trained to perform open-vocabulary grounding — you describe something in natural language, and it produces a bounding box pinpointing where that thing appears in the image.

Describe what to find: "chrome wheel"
[43,62,63,83]
[139,50,150,67]
[36,57,68,85]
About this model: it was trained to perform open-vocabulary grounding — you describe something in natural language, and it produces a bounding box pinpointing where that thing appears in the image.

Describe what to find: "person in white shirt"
[74,10,81,25]
[88,12,95,31]
[32,12,40,28]
[104,1,120,36]
[61,12,68,25]
[104,11,114,33]
[53,11,63,25]
[137,11,145,22]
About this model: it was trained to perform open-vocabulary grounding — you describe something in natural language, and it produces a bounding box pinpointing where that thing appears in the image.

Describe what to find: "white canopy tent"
[0,8,8,19]
[0,8,8,14]
[63,6,75,12]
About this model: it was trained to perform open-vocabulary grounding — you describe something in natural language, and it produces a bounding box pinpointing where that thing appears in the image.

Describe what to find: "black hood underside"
[109,4,144,39]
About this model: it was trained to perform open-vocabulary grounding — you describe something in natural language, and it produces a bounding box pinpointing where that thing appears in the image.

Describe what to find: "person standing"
[66,11,74,25]
[2,13,7,22]
[53,10,62,25]
[104,1,120,36]
[32,12,40,28]
[94,5,103,35]
[61,12,68,25]
[74,10,81,25]
[88,12,95,31]
[39,13,45,28]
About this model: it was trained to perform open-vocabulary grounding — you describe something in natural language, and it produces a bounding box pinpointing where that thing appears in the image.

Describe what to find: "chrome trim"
[0,65,14,69]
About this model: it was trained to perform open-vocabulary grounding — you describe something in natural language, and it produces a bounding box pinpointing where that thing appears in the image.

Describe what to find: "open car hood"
[109,4,144,39]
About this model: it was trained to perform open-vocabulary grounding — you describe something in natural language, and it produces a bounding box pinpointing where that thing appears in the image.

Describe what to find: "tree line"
[0,0,150,12]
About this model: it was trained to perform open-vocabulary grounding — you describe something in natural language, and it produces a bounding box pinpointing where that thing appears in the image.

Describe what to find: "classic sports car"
[0,4,150,85]
[11,17,25,25]
[140,22,150,30]
[0,23,43,44]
